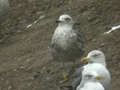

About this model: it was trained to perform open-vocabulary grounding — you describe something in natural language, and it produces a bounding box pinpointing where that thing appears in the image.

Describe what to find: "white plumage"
[80,50,111,90]
[77,71,105,90]
[72,50,111,90]
[79,82,105,90]
[82,63,111,90]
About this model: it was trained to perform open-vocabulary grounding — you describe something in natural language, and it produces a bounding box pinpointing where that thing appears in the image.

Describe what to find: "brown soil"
[0,0,120,90]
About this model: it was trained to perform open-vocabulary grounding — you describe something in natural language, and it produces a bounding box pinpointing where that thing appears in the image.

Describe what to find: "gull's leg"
[62,62,68,79]
[59,62,68,83]
[67,60,80,79]
[70,61,76,76]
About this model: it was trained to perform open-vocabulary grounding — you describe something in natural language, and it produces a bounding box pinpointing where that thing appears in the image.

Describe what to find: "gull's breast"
[52,26,76,50]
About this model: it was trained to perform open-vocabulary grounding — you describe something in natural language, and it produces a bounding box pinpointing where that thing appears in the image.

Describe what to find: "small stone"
[46,77,50,80]
[1,78,4,80]
[20,66,25,69]
[30,76,35,80]
[27,83,32,87]
[100,43,105,47]
[105,26,112,30]
[26,59,31,62]
[92,39,96,42]
[13,69,17,71]
[8,85,12,90]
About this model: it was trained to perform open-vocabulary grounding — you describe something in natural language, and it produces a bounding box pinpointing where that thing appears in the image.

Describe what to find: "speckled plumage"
[51,14,84,62]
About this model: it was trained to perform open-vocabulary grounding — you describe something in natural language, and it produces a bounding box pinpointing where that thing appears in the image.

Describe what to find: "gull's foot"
[59,72,69,84]
[62,72,68,79]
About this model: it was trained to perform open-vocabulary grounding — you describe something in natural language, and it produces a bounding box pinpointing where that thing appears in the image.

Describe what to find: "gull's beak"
[81,57,89,63]
[95,76,104,80]
[56,20,61,23]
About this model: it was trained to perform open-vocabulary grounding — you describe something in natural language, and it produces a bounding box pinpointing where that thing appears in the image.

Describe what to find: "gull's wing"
[72,67,84,90]
[73,24,85,56]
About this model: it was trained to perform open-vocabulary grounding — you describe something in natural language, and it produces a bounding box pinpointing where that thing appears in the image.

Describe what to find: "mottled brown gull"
[51,14,84,81]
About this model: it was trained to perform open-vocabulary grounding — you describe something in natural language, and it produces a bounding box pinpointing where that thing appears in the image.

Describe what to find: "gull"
[51,14,84,81]
[80,50,111,90]
[81,50,106,66]
[61,71,105,90]
[77,71,105,90]
[61,50,111,90]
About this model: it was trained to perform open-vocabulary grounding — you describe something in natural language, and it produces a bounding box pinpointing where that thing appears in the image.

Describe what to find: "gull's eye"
[85,74,93,78]
[92,53,100,57]
[65,18,71,22]
[87,75,93,77]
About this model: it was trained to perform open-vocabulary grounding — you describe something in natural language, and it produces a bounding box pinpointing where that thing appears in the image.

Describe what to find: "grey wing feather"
[72,67,84,90]
[50,39,57,58]
[73,24,85,48]
[72,24,85,57]
[60,67,83,90]
[71,24,84,90]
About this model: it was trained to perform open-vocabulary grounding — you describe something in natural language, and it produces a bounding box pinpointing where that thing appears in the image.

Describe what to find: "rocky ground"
[0,0,120,90]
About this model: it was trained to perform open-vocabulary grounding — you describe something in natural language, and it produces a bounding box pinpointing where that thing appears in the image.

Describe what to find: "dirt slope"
[0,0,120,90]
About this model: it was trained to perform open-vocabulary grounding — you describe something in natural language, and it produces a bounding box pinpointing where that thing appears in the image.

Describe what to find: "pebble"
[100,43,105,47]
[8,85,12,90]
[92,39,96,42]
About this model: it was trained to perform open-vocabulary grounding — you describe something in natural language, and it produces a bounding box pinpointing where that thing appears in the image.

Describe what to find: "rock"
[100,43,105,47]
[92,39,96,42]
[8,85,12,90]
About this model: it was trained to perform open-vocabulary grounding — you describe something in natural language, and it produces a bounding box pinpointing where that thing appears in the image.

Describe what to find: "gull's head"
[56,14,73,26]
[83,71,104,81]
[81,50,106,66]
